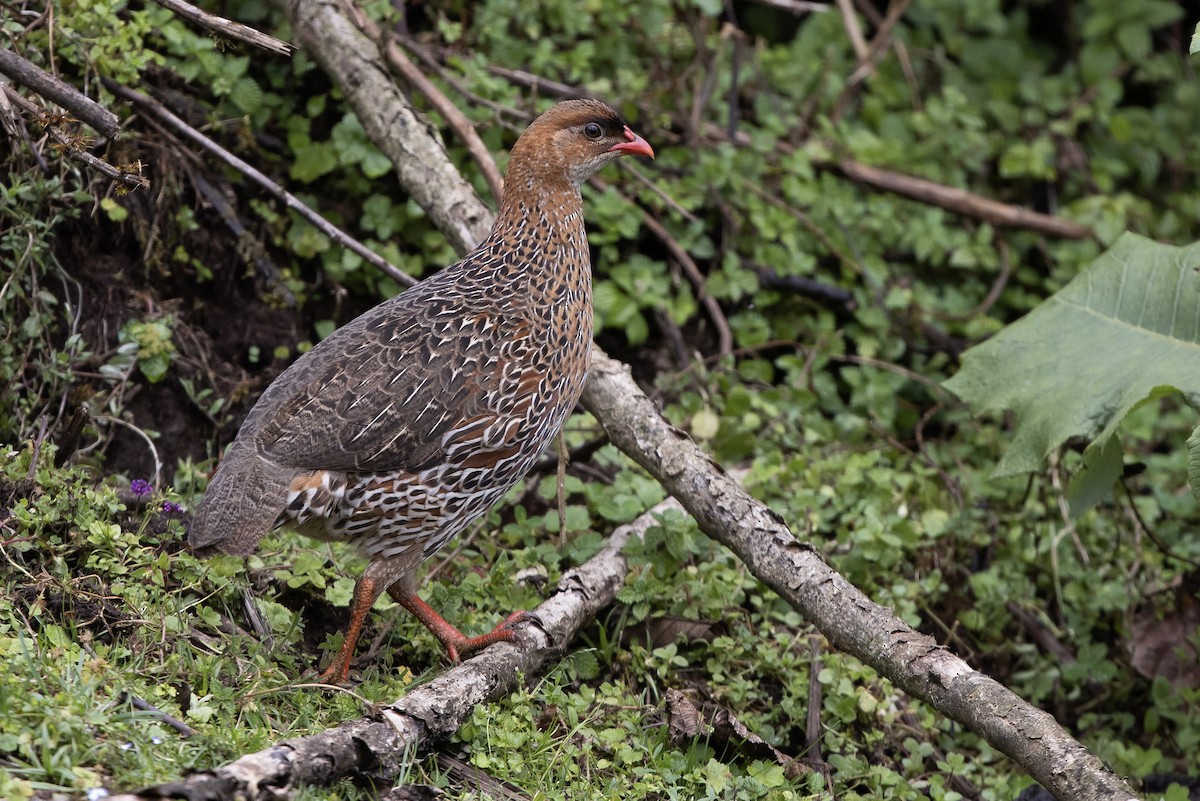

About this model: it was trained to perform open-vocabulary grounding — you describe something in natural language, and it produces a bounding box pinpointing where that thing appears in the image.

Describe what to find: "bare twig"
[125,693,198,738]
[2,86,148,190]
[481,64,587,101]
[836,158,1095,239]
[104,81,416,287]
[0,47,119,136]
[847,0,914,85]
[834,0,869,60]
[153,0,295,55]
[592,176,732,356]
[95,414,162,488]
[382,35,505,202]
[749,0,830,15]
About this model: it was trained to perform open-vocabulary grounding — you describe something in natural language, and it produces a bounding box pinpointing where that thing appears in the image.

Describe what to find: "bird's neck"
[489,180,591,287]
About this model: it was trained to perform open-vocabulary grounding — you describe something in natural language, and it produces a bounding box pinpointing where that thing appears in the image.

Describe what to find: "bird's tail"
[188,442,292,556]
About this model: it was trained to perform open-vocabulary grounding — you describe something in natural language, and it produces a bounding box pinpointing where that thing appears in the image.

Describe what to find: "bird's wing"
[245,285,537,475]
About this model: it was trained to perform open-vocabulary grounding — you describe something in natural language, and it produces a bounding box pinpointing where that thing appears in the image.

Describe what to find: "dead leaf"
[665,687,707,742]
[664,687,807,780]
[1128,585,1200,690]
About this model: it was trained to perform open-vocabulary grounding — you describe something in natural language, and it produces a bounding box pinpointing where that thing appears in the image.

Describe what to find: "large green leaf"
[945,232,1200,478]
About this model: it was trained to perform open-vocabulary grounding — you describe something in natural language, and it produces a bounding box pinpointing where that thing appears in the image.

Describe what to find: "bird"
[189,99,654,684]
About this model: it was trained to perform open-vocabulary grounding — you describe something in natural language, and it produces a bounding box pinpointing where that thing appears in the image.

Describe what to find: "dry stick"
[578,353,1139,801]
[851,0,884,25]
[640,199,733,355]
[2,86,148,190]
[748,0,830,15]
[341,0,505,203]
[846,0,913,85]
[834,0,869,60]
[831,0,914,122]
[104,81,417,288]
[392,33,529,126]
[104,500,681,801]
[836,158,1096,240]
[381,36,505,203]
[0,47,119,136]
[153,0,295,55]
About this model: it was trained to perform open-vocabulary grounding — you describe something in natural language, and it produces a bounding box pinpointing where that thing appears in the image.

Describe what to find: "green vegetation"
[2,0,1199,799]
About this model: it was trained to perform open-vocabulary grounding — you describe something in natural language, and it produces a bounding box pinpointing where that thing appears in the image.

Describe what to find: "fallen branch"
[579,352,1136,801]
[154,0,295,55]
[0,47,119,137]
[106,500,679,801]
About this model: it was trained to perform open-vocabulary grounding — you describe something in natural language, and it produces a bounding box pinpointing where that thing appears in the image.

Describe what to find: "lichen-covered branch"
[0,47,119,137]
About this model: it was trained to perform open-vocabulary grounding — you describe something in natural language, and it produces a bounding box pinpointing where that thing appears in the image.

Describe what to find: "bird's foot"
[445,610,538,661]
[314,648,357,686]
[393,588,537,662]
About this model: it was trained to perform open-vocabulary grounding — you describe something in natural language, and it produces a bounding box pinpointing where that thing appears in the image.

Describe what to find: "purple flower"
[161,501,183,515]
[130,479,152,498]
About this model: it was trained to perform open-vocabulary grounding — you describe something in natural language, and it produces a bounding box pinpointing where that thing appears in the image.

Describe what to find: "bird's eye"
[583,122,603,139]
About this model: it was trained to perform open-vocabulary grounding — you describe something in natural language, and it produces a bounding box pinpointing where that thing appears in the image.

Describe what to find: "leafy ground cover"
[2,0,1199,799]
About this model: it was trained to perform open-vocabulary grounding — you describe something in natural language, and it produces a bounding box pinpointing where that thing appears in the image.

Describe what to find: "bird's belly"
[277,423,564,562]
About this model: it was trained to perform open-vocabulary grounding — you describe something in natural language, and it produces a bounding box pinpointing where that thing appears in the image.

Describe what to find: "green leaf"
[100,197,128,222]
[1187,423,1200,502]
[229,76,264,115]
[944,233,1200,476]
[1191,21,1200,54]
[1066,434,1124,517]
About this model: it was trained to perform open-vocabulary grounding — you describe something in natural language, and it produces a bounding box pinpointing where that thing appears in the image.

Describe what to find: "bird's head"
[505,99,654,195]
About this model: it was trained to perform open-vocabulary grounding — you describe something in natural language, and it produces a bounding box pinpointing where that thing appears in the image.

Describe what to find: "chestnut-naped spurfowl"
[189,99,654,683]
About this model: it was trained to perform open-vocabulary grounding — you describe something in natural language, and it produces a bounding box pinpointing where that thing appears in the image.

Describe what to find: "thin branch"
[0,46,119,136]
[836,158,1096,239]
[281,0,492,252]
[104,81,416,288]
[2,86,147,190]
[834,0,869,60]
[847,0,914,85]
[748,0,831,15]
[153,0,295,55]
[591,176,732,356]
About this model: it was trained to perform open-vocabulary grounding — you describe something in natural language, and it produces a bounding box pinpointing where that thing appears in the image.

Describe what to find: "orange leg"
[388,586,531,663]
[316,573,531,684]
[316,574,382,685]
